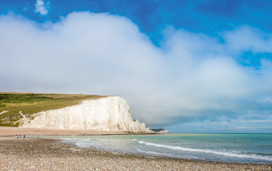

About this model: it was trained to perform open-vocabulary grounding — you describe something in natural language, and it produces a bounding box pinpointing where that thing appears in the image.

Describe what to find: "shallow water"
[60,133,272,164]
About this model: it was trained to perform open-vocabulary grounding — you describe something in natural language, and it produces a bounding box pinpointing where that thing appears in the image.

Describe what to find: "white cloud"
[167,113,272,133]
[35,0,49,15]
[0,12,272,130]
[223,26,272,54]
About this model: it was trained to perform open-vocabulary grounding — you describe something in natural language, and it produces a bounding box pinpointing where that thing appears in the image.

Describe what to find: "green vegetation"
[0,93,52,104]
[0,92,105,127]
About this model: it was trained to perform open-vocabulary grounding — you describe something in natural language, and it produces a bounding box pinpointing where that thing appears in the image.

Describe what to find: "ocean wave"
[137,149,174,157]
[75,139,100,148]
[138,141,272,161]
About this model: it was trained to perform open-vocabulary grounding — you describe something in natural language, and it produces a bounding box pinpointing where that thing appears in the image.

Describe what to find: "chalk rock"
[19,96,152,133]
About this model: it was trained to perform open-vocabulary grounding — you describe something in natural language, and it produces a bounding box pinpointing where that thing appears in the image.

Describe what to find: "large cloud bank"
[0,12,272,131]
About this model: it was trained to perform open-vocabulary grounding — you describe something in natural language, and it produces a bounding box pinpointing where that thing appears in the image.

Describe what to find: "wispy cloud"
[34,0,49,15]
[0,12,272,132]
[167,114,272,133]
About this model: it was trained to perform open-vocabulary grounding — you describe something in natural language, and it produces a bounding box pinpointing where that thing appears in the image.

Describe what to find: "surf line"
[138,141,272,161]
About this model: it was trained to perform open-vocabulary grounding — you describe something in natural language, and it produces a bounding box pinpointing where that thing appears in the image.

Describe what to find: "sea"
[61,133,272,164]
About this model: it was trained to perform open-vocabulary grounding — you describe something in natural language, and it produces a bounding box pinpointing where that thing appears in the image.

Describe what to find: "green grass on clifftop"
[0,92,105,127]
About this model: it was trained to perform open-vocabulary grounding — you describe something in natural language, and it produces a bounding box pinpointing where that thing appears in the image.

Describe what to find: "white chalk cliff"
[19,96,152,133]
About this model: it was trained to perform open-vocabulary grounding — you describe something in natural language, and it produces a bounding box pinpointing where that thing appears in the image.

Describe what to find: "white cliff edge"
[19,96,153,133]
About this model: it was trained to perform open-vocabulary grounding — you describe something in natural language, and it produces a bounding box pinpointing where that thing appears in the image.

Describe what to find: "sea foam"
[138,141,272,161]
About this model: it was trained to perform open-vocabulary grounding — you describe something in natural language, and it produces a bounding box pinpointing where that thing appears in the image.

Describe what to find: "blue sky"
[2,0,272,44]
[0,0,272,133]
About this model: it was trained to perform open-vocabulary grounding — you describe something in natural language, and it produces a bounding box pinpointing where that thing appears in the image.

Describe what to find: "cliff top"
[0,92,106,127]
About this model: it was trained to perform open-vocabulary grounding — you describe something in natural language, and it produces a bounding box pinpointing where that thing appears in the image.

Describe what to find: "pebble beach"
[0,137,271,171]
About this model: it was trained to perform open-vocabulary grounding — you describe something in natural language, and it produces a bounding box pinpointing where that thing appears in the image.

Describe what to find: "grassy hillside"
[0,92,105,127]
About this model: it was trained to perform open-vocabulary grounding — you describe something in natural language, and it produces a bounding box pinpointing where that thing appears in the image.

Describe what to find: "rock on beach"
[0,138,271,171]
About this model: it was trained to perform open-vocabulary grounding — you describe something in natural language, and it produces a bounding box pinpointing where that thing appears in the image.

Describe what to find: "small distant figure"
[23,135,26,138]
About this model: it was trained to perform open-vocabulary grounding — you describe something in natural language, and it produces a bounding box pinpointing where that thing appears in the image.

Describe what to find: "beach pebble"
[0,138,271,171]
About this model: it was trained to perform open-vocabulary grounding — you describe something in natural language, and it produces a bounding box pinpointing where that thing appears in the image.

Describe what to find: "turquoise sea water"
[61,134,272,164]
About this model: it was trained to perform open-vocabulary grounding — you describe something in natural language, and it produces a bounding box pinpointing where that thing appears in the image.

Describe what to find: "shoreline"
[0,126,128,136]
[71,137,271,166]
[0,137,271,170]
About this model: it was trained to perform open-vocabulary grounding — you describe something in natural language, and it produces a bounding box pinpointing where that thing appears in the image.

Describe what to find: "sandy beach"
[0,126,126,136]
[0,137,271,171]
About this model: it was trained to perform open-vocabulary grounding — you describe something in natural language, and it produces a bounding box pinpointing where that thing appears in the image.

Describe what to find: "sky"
[0,0,272,133]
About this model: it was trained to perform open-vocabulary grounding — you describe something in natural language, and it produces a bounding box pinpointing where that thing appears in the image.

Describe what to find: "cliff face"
[19,96,152,133]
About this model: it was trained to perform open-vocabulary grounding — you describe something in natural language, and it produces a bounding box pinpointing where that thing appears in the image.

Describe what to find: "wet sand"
[0,126,125,136]
[0,137,271,171]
